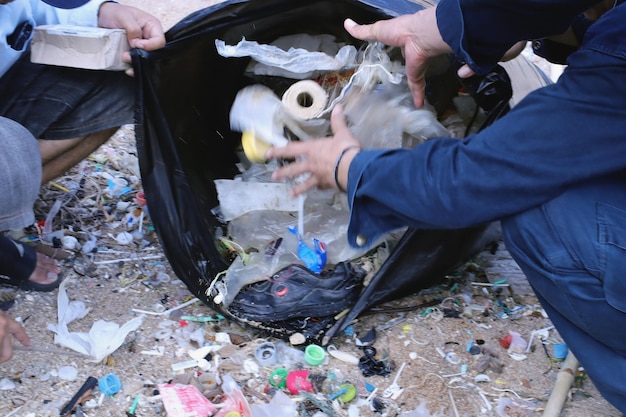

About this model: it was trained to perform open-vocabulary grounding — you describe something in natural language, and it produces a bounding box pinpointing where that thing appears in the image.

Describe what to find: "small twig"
[4,405,22,417]
[94,254,163,264]
[470,282,510,287]
[491,387,523,399]
[132,297,199,315]
[448,390,460,417]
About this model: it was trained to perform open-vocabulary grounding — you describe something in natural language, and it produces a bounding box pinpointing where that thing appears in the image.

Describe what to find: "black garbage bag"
[131,0,507,345]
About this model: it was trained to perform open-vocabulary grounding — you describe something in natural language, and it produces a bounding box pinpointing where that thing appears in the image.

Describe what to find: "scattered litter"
[254,341,277,366]
[355,327,377,346]
[131,297,199,316]
[326,344,360,365]
[57,365,78,381]
[383,361,407,399]
[500,330,527,354]
[525,325,555,352]
[0,378,16,390]
[0,13,600,417]
[98,373,122,396]
[250,390,297,417]
[286,369,313,395]
[495,396,537,417]
[474,374,491,383]
[552,342,568,360]
[215,375,253,417]
[304,344,327,366]
[59,376,98,416]
[358,346,390,377]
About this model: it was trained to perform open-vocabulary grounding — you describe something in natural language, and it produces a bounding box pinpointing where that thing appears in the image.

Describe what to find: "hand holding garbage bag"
[96,1,165,73]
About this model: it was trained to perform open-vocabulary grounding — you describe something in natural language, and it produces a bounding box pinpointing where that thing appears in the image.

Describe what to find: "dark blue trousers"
[502,172,626,413]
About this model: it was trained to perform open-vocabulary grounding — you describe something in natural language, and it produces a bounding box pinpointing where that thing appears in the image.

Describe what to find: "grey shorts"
[0,52,134,140]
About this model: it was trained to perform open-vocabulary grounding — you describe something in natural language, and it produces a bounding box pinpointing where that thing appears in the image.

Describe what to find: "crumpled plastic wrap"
[216,34,358,80]
[47,278,144,362]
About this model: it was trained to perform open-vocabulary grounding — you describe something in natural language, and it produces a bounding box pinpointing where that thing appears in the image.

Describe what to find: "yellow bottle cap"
[241,130,272,164]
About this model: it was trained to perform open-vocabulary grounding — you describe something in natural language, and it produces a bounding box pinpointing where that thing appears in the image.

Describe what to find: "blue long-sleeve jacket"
[346,0,626,248]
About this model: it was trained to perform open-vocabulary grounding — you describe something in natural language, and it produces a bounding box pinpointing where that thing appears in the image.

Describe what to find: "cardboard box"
[30,25,130,71]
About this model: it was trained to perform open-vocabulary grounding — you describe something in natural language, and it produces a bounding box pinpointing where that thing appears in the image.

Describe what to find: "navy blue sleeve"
[436,0,599,73]
[345,5,626,248]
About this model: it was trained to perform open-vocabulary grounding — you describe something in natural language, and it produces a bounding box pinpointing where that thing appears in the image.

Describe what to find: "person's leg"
[0,236,61,290]
[0,117,60,288]
[0,117,41,231]
[0,54,134,183]
[501,173,626,413]
[39,128,118,183]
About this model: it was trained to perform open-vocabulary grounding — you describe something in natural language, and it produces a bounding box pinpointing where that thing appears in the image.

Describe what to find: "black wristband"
[333,146,361,192]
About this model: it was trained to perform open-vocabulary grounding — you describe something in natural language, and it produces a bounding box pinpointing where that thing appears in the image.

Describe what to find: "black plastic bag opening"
[131,0,497,345]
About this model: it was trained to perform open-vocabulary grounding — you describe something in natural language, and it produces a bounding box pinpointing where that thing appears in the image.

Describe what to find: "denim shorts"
[0,52,134,139]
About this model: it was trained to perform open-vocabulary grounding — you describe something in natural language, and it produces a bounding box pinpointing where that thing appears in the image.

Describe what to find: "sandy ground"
[0,1,621,417]
[122,0,220,30]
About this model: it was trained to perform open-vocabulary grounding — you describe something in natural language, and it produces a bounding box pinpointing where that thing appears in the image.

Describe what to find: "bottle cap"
[98,373,121,396]
[269,368,288,388]
[254,342,277,366]
[241,130,272,163]
[304,344,326,366]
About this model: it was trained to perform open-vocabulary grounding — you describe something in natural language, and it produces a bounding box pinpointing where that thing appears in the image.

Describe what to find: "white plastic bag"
[216,34,357,79]
[47,278,144,362]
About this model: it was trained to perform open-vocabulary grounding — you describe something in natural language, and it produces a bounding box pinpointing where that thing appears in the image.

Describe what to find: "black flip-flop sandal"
[0,235,63,292]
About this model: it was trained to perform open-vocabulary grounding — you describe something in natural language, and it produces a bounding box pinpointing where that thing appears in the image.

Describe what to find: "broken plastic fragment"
[250,390,297,417]
[326,345,359,365]
[254,342,277,366]
[288,226,327,273]
[215,375,253,417]
[59,376,98,416]
[0,378,15,390]
[112,231,133,245]
[58,365,78,381]
[474,374,491,383]
[160,383,215,417]
[383,362,406,398]
[286,370,313,395]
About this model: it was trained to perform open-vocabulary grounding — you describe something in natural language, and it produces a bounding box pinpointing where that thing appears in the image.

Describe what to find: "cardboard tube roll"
[282,80,328,119]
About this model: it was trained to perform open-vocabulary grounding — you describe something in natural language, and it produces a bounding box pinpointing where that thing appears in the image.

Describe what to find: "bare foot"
[29,253,60,286]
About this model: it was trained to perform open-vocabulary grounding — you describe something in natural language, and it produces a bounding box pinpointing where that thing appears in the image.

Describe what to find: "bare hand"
[97,2,166,74]
[266,105,361,196]
[0,311,30,365]
[344,6,451,108]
